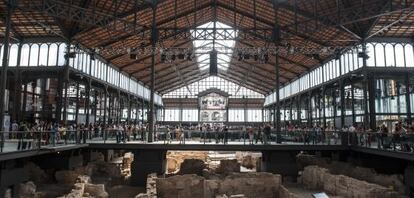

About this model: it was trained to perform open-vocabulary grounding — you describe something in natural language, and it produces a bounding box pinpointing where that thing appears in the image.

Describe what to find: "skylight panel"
[191,21,238,71]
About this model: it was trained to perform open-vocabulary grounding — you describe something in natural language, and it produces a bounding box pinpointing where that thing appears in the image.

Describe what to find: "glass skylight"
[191,21,238,71]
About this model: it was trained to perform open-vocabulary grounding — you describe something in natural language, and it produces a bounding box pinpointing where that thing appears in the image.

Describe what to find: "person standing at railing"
[115,124,121,143]
[248,127,254,145]
[223,125,228,145]
[166,127,172,144]
[178,126,184,144]
[326,125,335,145]
[348,123,357,145]
[263,124,271,145]
[17,122,26,150]
[255,126,263,144]
[51,123,58,147]
[379,124,389,149]
[310,124,317,145]
[58,124,67,145]
[356,125,365,146]
[11,120,18,140]
[393,122,405,151]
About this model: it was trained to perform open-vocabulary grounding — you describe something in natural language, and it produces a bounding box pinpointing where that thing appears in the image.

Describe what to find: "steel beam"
[0,2,12,135]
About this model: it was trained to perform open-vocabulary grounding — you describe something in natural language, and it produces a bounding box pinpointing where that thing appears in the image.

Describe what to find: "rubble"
[299,165,406,198]
[55,170,80,184]
[18,181,37,198]
[84,183,109,198]
[58,175,110,198]
[215,159,240,174]
[135,173,158,198]
[24,162,50,184]
[178,159,207,175]
[235,152,261,170]
[166,151,208,173]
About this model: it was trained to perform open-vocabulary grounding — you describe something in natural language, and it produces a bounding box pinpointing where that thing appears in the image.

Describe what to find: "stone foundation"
[155,172,282,198]
[299,165,406,198]
[297,153,406,194]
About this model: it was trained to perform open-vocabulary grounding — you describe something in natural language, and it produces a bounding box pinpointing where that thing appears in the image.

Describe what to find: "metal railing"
[0,129,413,154]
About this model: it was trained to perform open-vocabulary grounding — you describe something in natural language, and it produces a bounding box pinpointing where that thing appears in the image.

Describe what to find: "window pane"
[58,43,66,66]
[9,44,18,67]
[20,44,30,66]
[385,44,395,67]
[39,44,48,66]
[375,44,385,67]
[48,43,58,66]
[405,44,414,67]
[29,44,39,66]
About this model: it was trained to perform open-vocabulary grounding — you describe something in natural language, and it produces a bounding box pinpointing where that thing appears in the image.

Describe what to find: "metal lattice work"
[0,0,413,95]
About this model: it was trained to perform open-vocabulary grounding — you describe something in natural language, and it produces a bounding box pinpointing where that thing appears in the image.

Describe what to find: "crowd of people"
[2,119,414,152]
[280,121,414,152]
[5,120,154,150]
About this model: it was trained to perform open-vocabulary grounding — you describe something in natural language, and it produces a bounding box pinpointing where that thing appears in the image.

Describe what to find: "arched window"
[9,44,19,67]
[0,45,3,66]
[395,44,405,67]
[90,59,95,77]
[352,47,362,71]
[20,44,30,66]
[48,43,58,66]
[404,44,414,67]
[38,44,49,66]
[57,43,66,66]
[335,59,340,77]
[84,53,89,74]
[385,44,395,67]
[74,51,80,70]
[29,44,39,66]
[374,43,385,67]
[366,43,375,66]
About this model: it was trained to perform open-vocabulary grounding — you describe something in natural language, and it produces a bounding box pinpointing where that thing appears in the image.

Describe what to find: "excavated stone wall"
[296,153,406,194]
[299,165,406,198]
[155,172,283,198]
[166,151,209,173]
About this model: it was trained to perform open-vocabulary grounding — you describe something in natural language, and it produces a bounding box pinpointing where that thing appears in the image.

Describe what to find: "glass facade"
[265,41,414,131]
[265,42,414,105]
[0,42,163,106]
[163,76,264,99]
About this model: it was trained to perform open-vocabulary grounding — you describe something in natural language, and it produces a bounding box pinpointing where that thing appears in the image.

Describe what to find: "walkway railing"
[0,130,413,154]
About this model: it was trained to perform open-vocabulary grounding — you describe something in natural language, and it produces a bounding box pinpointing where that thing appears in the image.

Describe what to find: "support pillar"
[130,150,166,186]
[103,86,108,124]
[340,80,346,128]
[85,79,91,126]
[0,3,12,131]
[127,94,131,124]
[12,44,22,122]
[406,74,412,124]
[308,92,312,127]
[322,87,326,128]
[351,82,356,124]
[148,0,158,142]
[40,78,48,121]
[62,43,71,125]
[367,75,376,130]
[296,96,301,125]
[75,82,80,124]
